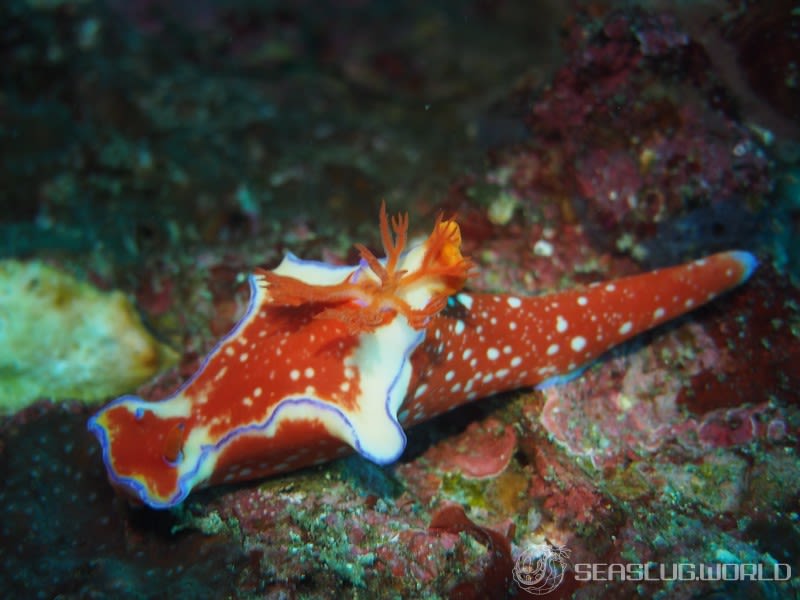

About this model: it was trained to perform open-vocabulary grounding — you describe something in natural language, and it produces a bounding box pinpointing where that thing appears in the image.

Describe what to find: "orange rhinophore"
[259,202,472,333]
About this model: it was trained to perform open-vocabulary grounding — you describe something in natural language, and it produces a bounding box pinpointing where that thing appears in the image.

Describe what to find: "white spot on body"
[577,296,588,306]
[213,366,228,382]
[462,349,472,360]
[457,293,474,310]
[445,370,455,382]
[487,347,500,360]
[454,320,465,335]
[571,336,587,352]
[618,321,633,335]
[547,344,559,356]
[556,315,568,333]
[511,356,522,368]
[304,367,315,378]
[653,307,665,320]
[507,297,522,308]
[290,369,300,381]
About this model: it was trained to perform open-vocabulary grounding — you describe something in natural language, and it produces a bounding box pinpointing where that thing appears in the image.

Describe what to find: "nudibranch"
[88,205,757,508]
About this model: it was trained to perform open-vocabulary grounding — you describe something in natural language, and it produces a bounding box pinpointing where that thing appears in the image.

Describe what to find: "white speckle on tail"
[570,336,586,352]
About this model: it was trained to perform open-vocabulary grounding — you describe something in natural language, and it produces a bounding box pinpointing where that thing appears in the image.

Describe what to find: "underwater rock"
[638,201,765,267]
[0,260,177,414]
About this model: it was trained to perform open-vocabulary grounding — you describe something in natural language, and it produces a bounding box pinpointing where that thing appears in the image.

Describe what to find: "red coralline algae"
[135,274,175,316]
[677,266,800,414]
[522,440,611,531]
[421,417,517,479]
[498,8,773,254]
[535,283,791,466]
[574,149,644,226]
[695,404,783,449]
[428,503,514,600]
[197,469,530,596]
[536,320,725,468]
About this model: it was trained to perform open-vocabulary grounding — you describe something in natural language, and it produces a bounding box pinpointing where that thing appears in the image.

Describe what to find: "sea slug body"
[89,205,757,508]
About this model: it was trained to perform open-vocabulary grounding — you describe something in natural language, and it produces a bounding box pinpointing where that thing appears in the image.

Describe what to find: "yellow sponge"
[0,260,178,414]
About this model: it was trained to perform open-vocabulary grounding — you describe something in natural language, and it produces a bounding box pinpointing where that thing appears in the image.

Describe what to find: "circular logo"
[513,543,570,595]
